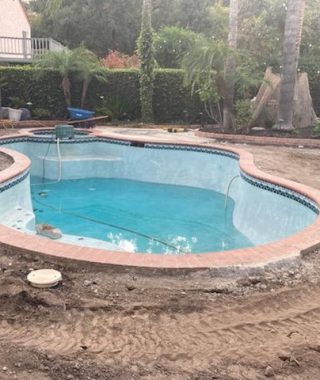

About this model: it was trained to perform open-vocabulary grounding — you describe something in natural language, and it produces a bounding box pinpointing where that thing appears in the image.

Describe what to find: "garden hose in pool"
[32,196,180,252]
[31,138,63,187]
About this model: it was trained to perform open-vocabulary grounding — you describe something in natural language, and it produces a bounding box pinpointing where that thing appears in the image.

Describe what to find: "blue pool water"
[31,177,253,254]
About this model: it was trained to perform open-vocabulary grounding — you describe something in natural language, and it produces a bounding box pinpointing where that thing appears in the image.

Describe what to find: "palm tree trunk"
[223,0,238,131]
[81,79,89,109]
[62,75,71,107]
[274,0,306,130]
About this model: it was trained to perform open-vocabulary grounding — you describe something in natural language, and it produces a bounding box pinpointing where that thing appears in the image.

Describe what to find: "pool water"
[31,177,252,254]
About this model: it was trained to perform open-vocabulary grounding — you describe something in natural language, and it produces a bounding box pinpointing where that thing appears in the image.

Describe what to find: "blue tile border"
[0,135,318,214]
[0,135,131,146]
[144,143,239,160]
[241,172,319,214]
[0,170,29,193]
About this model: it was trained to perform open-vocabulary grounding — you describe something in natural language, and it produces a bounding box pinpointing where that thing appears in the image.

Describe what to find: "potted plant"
[8,96,24,121]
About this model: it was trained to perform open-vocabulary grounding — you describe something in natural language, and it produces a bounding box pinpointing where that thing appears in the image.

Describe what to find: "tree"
[274,0,306,130]
[34,50,78,107]
[223,0,239,131]
[74,46,107,108]
[154,26,199,68]
[34,47,105,108]
[138,0,155,122]
[182,37,228,123]
[29,0,215,57]
[30,0,142,56]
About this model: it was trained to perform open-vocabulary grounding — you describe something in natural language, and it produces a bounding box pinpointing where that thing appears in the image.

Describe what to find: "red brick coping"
[195,130,320,148]
[1,130,320,270]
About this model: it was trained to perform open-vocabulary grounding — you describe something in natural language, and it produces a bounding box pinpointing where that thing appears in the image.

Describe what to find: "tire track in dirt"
[0,284,320,370]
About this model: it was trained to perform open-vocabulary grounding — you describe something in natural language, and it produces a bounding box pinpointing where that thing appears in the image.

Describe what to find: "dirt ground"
[0,153,13,171]
[1,130,320,379]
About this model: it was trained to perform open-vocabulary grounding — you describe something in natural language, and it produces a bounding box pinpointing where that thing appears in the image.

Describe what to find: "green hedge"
[0,67,66,119]
[0,67,207,123]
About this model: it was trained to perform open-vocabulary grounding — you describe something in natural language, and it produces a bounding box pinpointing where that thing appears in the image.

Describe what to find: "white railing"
[0,37,65,62]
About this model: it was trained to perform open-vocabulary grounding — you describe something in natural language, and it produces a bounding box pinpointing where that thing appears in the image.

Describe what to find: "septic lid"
[27,269,62,288]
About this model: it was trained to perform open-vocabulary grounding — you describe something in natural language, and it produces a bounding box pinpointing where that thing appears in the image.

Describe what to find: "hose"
[31,137,63,187]
[32,196,179,252]
[56,137,62,182]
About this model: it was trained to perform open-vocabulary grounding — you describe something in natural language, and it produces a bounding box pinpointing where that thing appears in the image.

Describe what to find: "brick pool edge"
[1,130,320,270]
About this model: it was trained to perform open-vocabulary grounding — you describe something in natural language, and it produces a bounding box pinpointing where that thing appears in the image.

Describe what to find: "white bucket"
[8,108,23,122]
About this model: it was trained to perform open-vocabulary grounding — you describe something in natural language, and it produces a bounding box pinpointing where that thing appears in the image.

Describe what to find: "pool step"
[2,206,35,231]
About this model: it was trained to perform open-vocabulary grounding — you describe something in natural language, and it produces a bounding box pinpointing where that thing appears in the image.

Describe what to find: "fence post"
[22,31,28,59]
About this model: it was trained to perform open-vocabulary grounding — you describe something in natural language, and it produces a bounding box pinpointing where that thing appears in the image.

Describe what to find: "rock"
[264,365,275,377]
[36,224,62,240]
[20,108,31,121]
[0,107,8,118]
[126,285,136,291]
[46,354,54,361]
[84,280,92,287]
[309,344,320,352]
[278,351,291,361]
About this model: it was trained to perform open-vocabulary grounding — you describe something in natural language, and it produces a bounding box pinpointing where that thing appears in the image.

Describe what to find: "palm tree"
[223,0,239,131]
[73,47,107,108]
[34,47,105,108]
[34,50,78,107]
[182,37,229,123]
[182,0,239,129]
[275,0,306,130]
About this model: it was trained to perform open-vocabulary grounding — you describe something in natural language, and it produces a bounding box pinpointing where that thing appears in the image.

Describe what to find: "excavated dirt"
[1,134,320,379]
[0,153,13,171]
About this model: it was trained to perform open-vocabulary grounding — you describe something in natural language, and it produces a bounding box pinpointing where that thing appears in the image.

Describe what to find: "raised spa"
[0,131,318,255]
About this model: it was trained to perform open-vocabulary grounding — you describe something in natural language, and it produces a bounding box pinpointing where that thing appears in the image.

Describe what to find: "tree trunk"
[138,0,155,123]
[62,75,71,107]
[274,0,306,130]
[223,0,238,131]
[81,79,89,109]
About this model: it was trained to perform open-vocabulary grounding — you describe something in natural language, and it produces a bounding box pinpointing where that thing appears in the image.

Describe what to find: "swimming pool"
[31,177,252,254]
[0,129,319,268]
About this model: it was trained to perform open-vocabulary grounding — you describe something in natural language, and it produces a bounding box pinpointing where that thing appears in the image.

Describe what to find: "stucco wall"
[0,0,31,59]
[0,0,30,38]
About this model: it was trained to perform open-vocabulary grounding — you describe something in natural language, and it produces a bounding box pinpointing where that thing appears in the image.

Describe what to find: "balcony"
[0,37,65,63]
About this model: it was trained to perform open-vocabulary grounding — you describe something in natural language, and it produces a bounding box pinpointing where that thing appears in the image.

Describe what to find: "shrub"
[8,96,25,108]
[101,51,140,69]
[0,66,66,119]
[234,99,253,129]
[32,108,52,120]
[0,66,207,123]
[96,97,130,120]
[154,26,200,68]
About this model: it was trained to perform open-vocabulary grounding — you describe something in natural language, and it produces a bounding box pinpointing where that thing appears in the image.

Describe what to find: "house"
[0,0,64,63]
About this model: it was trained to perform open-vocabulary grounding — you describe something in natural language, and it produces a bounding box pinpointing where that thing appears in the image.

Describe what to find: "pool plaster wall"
[0,130,320,270]
[2,138,317,246]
